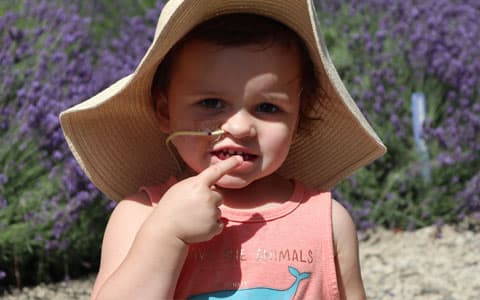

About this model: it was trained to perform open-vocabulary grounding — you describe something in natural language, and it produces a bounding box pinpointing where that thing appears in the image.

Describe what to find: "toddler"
[60,0,386,299]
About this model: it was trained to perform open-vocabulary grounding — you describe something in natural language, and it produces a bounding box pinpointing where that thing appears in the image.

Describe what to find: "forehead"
[168,39,302,95]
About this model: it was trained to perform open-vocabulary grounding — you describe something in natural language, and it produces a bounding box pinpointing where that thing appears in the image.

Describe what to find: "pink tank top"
[141,179,340,299]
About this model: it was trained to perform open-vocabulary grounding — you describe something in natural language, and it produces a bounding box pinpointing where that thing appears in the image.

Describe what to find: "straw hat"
[60,0,386,201]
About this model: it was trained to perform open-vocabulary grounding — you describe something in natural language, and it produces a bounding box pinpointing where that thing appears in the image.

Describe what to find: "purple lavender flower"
[1,1,168,287]
[320,0,480,229]
[0,196,7,209]
[0,174,7,186]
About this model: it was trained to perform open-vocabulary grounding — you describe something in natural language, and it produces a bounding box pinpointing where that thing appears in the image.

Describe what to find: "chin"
[214,176,252,189]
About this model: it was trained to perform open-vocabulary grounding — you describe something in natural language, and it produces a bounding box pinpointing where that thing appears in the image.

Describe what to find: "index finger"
[198,156,242,186]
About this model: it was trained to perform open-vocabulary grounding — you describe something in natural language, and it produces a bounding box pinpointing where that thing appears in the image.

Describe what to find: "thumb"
[197,156,242,186]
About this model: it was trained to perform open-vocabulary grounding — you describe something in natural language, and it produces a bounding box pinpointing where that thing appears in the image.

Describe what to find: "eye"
[256,102,280,113]
[199,98,224,109]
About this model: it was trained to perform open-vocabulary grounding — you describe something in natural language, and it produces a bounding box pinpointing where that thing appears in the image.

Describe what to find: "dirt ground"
[2,224,479,299]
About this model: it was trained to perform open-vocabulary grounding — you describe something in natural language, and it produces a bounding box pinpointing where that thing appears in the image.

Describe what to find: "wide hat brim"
[60,0,386,201]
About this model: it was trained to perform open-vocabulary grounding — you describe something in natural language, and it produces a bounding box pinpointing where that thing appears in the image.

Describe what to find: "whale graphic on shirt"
[188,266,311,300]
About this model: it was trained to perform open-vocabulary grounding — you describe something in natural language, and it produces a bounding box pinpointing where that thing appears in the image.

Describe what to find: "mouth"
[211,149,257,161]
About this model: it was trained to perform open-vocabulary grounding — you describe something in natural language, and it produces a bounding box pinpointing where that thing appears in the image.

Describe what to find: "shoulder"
[109,177,176,220]
[331,198,357,251]
[100,191,154,260]
[91,191,156,297]
[105,191,154,243]
[302,189,357,251]
[330,198,366,299]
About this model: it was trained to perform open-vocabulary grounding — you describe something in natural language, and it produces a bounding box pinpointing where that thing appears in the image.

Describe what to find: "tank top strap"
[139,177,177,205]
[303,188,340,299]
[309,189,334,238]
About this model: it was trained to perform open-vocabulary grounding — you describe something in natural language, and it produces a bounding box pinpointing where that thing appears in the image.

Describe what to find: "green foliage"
[0,127,56,285]
[0,128,107,286]
[0,2,22,15]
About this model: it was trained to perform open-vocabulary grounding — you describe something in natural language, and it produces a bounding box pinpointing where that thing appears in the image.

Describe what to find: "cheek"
[172,137,211,170]
[261,123,295,155]
[173,136,208,155]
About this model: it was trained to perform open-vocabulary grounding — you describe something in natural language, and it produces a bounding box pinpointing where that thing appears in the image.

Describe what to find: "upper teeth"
[225,150,245,155]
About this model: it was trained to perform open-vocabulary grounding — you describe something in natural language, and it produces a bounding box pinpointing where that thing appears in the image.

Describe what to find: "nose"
[221,109,257,139]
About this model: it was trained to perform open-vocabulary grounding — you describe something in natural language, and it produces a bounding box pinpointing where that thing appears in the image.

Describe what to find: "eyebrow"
[260,92,290,102]
[260,75,302,101]
[182,86,224,97]
[184,73,302,99]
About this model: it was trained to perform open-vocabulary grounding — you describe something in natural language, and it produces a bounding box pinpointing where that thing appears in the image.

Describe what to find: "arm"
[331,199,367,300]
[90,193,189,300]
[90,156,242,300]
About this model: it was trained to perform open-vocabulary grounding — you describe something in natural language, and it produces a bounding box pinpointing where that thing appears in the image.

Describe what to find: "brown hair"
[151,13,322,134]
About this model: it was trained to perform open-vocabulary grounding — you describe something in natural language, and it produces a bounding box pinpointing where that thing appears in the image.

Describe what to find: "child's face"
[157,39,302,189]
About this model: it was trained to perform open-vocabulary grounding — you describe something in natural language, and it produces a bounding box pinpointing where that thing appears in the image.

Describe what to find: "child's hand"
[154,156,242,244]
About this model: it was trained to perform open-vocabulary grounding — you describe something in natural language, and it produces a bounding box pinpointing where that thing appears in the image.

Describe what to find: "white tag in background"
[411,92,431,182]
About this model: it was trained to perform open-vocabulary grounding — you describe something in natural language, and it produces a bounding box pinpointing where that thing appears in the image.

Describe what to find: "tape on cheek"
[165,119,225,173]
[166,118,225,147]
[191,119,225,132]
[192,119,225,143]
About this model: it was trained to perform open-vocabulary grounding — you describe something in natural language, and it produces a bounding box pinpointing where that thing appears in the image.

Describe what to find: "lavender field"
[1,0,479,292]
